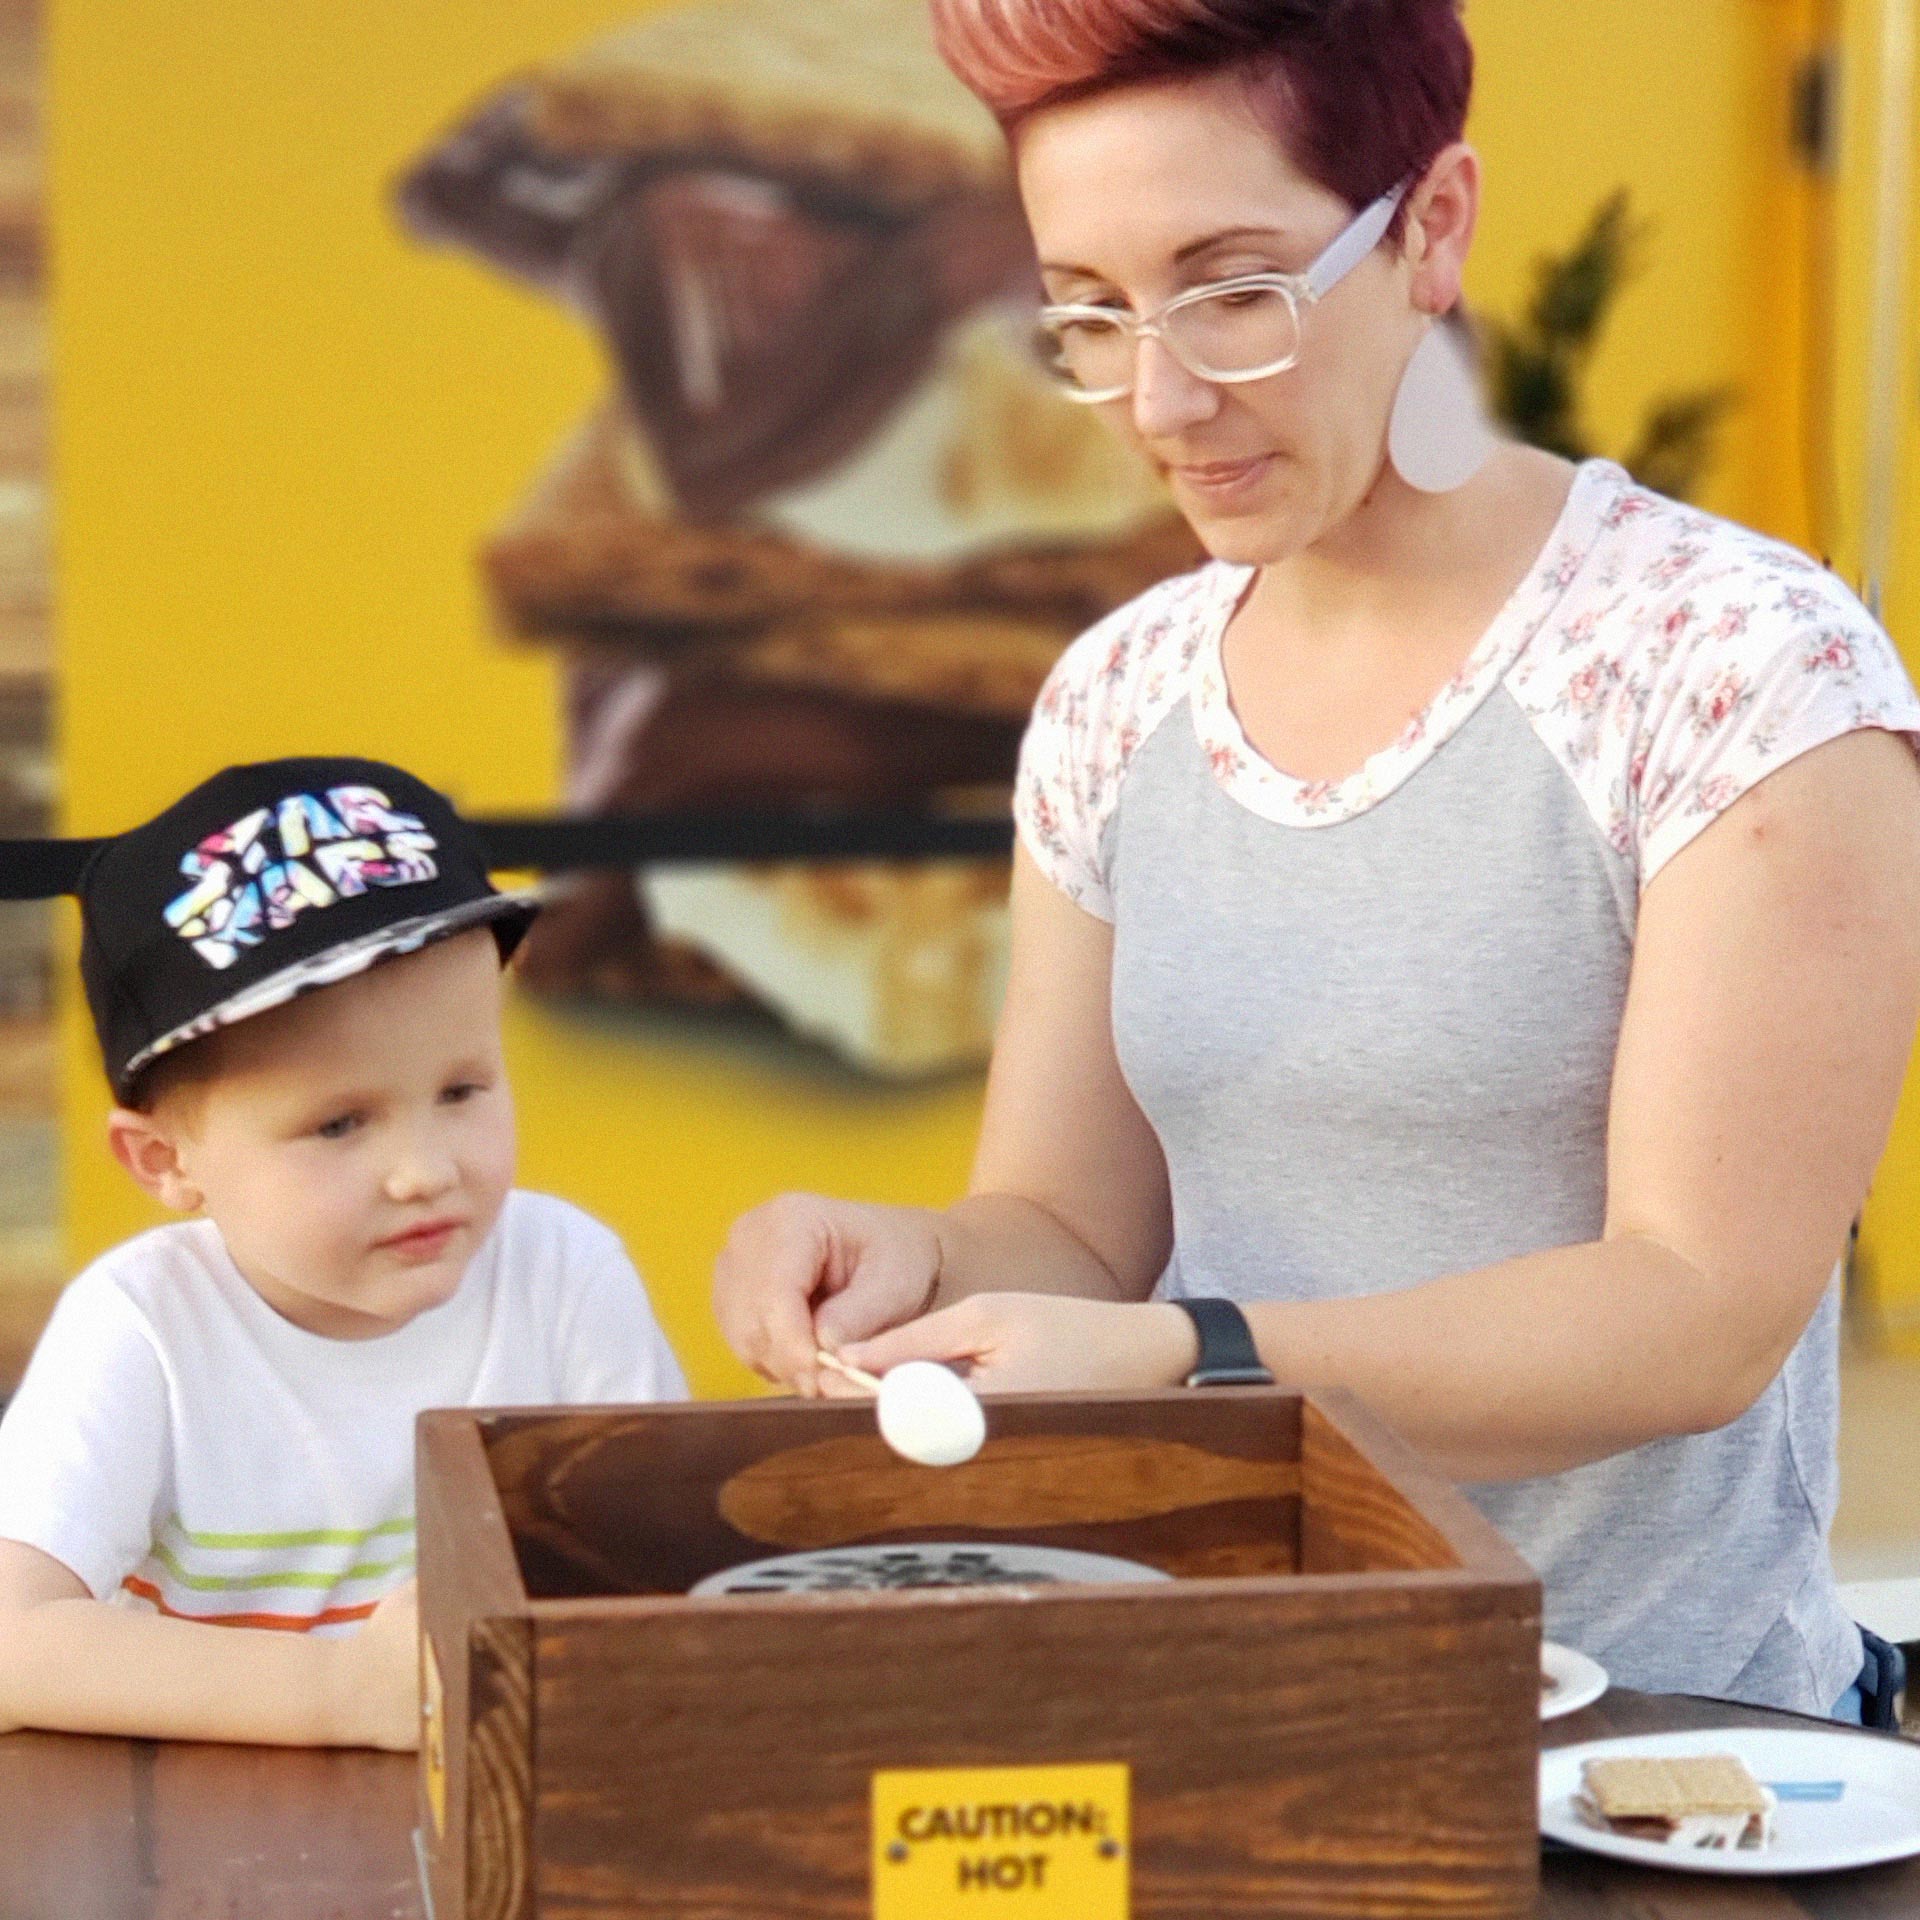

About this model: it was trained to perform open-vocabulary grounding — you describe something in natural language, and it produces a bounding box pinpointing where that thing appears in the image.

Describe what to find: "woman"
[713,0,1920,1721]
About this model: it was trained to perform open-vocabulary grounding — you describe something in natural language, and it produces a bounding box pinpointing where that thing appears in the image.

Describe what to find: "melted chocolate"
[397,87,1038,517]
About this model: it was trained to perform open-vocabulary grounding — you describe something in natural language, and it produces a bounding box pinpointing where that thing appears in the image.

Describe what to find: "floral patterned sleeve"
[1014,635,1112,920]
[1014,565,1230,922]
[1628,542,1920,884]
[1508,478,1920,891]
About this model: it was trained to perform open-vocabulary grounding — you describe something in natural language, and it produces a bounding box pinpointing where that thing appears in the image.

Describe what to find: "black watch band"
[1171,1298,1275,1387]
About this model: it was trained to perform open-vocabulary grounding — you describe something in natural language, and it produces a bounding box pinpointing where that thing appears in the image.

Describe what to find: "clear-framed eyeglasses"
[1036,180,1409,403]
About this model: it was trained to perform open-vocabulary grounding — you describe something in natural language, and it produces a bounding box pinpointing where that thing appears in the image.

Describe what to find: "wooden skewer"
[816,1348,884,1395]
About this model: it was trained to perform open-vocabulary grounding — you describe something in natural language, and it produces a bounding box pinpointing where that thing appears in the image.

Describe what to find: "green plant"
[1479,190,1737,502]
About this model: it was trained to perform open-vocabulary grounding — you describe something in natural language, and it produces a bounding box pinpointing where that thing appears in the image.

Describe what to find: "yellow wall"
[53,1,1906,1391]
[1826,0,1920,1338]
[50,0,986,1398]
[1466,0,1821,547]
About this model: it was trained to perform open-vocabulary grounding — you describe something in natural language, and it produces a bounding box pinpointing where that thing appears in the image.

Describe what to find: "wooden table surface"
[2,1690,1916,1918]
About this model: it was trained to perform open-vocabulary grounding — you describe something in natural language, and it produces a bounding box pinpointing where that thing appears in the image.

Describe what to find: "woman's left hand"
[838,1294,1199,1395]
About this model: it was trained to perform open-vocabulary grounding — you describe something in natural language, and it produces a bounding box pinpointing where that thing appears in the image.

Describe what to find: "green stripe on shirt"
[149,1538,417,1593]
[162,1514,415,1551]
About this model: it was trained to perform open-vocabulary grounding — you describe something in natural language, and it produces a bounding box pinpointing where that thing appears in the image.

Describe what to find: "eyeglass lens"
[1040,282,1304,396]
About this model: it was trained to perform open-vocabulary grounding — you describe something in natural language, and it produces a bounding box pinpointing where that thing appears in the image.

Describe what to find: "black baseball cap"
[78,756,538,1103]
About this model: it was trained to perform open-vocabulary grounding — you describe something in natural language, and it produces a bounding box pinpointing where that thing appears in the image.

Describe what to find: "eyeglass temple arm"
[1304,180,1411,301]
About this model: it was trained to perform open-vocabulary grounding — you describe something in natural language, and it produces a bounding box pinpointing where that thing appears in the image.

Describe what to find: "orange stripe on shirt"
[121,1575,381,1632]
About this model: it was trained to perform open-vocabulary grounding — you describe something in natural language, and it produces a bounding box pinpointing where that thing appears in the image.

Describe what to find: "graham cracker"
[484,404,1202,709]
[524,0,1009,210]
[1581,1755,1771,1821]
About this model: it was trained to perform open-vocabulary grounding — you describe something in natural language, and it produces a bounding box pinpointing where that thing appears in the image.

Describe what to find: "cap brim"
[118,889,542,1097]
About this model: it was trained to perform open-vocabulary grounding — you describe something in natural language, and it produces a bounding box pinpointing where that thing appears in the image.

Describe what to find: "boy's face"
[130,930,516,1339]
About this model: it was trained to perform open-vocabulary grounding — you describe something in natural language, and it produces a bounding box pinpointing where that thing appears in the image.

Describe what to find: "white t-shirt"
[0,1190,687,1633]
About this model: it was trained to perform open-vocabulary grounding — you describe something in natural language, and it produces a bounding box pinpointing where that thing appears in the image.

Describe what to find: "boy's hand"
[336,1578,422,1752]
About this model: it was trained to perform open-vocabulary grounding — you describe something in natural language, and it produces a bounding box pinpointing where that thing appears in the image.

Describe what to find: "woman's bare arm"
[936,846,1174,1302]
[714,844,1171,1389]
[848,729,1920,1480]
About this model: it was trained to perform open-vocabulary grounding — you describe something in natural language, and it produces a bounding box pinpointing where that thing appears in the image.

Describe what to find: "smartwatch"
[1170,1298,1275,1387]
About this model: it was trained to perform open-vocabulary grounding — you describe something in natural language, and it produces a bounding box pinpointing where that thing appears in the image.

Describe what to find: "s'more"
[1577,1754,1777,1851]
[395,0,1199,1075]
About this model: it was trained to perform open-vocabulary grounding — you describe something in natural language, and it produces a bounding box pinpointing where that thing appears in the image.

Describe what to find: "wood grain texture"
[1301,1397,1463,1574]
[6,1691,1918,1918]
[715,1431,1302,1552]
[0,1728,419,1920]
[1299,1391,1531,1576]
[528,1579,1539,1919]
[425,1392,1545,1917]
[418,1410,534,1920]
[483,1390,1306,1595]
[469,1616,533,1920]
[146,1738,420,1920]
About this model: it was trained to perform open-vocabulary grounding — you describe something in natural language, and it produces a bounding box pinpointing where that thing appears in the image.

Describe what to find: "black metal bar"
[0,810,1016,901]
[477,811,1013,869]
[0,839,94,899]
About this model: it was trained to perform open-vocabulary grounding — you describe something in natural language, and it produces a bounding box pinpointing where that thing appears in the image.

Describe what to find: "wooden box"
[417,1389,1541,1920]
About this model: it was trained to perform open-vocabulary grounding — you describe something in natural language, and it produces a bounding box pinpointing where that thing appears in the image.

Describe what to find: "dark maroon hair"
[931,0,1472,236]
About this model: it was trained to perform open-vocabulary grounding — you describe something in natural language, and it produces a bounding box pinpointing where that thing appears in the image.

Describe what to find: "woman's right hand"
[713,1193,947,1394]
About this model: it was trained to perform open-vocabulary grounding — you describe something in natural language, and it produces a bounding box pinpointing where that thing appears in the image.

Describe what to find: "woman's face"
[1016,72,1443,566]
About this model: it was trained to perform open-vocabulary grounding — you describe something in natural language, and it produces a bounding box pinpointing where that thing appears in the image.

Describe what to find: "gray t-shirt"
[1014,461,1920,1714]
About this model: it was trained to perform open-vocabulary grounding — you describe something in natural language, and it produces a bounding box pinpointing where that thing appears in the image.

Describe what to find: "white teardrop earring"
[1388,316,1499,493]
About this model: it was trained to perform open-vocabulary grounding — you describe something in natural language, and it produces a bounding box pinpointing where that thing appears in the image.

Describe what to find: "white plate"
[1541,1727,1920,1874]
[1541,1642,1608,1720]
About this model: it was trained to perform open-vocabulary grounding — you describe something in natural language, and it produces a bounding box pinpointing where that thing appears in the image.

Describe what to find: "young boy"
[0,756,686,1750]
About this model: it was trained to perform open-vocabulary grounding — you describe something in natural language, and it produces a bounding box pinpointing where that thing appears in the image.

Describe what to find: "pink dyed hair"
[930,0,1472,236]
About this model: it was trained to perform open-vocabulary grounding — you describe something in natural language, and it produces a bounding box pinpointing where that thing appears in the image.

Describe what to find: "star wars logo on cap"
[163,786,442,970]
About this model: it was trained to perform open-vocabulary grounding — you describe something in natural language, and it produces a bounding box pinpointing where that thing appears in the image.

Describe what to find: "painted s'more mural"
[395,0,1195,1079]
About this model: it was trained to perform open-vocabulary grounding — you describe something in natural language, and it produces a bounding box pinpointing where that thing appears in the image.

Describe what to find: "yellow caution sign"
[421,1634,446,1840]
[871,1763,1130,1919]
